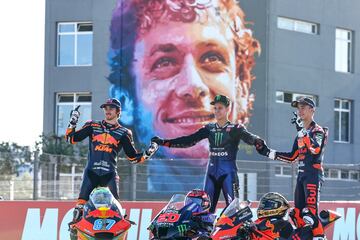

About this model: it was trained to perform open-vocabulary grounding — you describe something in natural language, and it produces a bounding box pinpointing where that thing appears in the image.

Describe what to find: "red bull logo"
[92,133,119,153]
[93,133,119,146]
[86,208,120,219]
[306,183,318,207]
[216,215,235,227]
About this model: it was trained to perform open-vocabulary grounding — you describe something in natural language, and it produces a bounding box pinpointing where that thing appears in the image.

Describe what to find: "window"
[350,171,359,181]
[334,99,351,143]
[276,91,318,106]
[329,169,340,179]
[275,165,292,177]
[277,17,318,34]
[335,28,353,73]
[57,22,93,66]
[324,168,359,181]
[56,93,92,135]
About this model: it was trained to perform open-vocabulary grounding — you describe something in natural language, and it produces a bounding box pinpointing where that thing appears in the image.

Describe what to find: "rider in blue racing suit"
[152,95,264,213]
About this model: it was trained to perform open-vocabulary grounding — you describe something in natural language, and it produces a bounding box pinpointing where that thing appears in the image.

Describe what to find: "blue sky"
[0,0,45,148]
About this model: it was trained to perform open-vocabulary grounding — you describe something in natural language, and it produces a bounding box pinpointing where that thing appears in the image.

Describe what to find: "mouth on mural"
[164,110,215,125]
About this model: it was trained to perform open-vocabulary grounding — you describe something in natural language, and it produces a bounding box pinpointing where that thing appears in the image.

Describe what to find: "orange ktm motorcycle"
[211,195,341,240]
[69,187,135,240]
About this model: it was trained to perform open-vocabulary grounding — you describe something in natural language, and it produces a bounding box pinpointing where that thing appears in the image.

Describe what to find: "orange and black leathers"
[162,122,260,213]
[275,121,328,237]
[254,218,293,239]
[65,120,145,200]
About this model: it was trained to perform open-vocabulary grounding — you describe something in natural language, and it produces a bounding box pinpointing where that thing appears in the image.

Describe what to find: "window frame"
[334,98,351,143]
[277,17,319,35]
[275,165,292,177]
[275,91,318,106]
[324,168,359,181]
[56,22,93,67]
[55,92,92,135]
[335,28,353,73]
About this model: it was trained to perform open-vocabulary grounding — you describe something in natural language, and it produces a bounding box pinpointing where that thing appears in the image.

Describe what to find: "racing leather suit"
[275,121,328,237]
[162,121,260,213]
[65,120,146,201]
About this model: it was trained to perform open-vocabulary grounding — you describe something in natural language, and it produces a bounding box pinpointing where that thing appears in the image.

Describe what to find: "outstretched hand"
[151,136,165,146]
[255,138,270,157]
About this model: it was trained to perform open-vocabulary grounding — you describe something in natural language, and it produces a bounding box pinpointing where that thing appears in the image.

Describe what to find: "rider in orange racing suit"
[257,97,328,239]
[65,98,157,223]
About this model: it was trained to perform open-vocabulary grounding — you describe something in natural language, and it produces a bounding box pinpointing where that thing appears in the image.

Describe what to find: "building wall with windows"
[43,0,116,135]
[43,0,360,200]
[266,0,360,200]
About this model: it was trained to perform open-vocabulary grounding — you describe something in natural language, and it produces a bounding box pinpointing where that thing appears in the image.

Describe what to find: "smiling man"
[108,0,260,159]
[152,95,264,212]
[65,98,158,224]
[108,0,260,191]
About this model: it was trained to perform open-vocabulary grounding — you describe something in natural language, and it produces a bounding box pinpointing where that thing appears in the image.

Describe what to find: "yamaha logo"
[210,151,229,156]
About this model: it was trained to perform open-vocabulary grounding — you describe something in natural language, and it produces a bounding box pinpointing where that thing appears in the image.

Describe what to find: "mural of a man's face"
[133,17,239,159]
[109,0,260,162]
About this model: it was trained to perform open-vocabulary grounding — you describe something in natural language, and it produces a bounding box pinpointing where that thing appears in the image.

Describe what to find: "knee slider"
[302,207,318,227]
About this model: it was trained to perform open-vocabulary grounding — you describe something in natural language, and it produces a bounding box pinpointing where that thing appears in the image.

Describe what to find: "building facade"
[43,0,360,200]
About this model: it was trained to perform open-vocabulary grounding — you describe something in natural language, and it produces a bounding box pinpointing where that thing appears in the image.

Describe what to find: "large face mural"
[108,0,261,191]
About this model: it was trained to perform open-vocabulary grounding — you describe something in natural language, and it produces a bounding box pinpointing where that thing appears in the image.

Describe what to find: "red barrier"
[0,201,359,240]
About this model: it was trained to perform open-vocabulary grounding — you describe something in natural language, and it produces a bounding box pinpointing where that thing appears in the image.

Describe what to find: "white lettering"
[60,208,74,240]
[210,152,228,157]
[21,208,58,240]
[139,209,152,240]
[357,212,360,240]
[333,208,355,240]
[127,208,140,239]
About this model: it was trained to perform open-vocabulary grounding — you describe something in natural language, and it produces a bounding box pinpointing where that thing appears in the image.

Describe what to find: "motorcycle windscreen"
[163,194,186,211]
[90,188,115,209]
[221,198,250,217]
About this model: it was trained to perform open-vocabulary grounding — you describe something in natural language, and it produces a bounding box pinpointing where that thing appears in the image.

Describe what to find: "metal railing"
[0,153,359,201]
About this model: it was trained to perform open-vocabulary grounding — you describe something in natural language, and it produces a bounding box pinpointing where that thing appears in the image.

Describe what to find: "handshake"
[134,136,168,163]
[254,138,277,160]
[134,141,160,164]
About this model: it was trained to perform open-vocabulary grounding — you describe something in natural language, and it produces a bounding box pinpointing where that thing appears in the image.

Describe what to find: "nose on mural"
[175,57,210,101]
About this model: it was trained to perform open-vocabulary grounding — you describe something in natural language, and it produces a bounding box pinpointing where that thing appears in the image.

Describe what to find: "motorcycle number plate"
[93,219,116,231]
[157,213,181,223]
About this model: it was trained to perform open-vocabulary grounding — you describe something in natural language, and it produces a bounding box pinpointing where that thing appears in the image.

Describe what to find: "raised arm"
[65,121,93,144]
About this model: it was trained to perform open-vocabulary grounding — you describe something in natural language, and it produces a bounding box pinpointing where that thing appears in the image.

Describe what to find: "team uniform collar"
[216,121,231,129]
[101,120,120,130]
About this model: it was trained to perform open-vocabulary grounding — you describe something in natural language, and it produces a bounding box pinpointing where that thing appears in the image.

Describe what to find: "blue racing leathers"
[163,121,260,213]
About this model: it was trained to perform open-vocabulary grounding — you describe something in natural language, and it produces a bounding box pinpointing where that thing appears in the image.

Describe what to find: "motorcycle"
[148,193,216,240]
[69,187,134,240]
[211,198,341,240]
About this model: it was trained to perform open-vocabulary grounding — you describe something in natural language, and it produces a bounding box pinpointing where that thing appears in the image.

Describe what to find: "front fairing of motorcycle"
[149,194,213,239]
[319,209,341,229]
[211,198,253,240]
[74,189,132,240]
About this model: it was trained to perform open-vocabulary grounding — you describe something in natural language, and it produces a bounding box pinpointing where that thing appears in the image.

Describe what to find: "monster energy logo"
[215,132,223,146]
[177,224,188,236]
